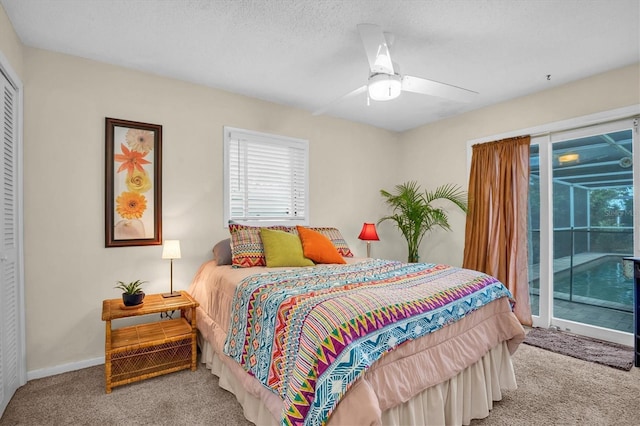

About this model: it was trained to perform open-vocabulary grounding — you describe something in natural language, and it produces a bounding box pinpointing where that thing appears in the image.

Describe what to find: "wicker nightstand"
[101,291,199,393]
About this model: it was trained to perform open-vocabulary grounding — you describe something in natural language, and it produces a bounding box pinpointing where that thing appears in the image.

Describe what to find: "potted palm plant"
[379,181,468,263]
[115,279,147,306]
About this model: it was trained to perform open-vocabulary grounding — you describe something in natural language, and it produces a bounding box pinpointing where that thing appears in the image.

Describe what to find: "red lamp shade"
[358,223,380,241]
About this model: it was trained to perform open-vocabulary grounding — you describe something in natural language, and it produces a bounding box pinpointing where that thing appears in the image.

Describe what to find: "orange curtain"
[463,136,532,325]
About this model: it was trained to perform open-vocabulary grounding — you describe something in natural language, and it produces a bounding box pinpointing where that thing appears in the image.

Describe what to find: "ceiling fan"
[313,24,478,115]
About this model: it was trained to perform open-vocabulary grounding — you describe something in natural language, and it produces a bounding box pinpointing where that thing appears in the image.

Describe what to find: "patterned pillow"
[229,224,292,267]
[308,227,354,257]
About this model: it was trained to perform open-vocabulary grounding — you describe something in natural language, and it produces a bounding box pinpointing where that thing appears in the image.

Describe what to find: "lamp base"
[162,291,181,298]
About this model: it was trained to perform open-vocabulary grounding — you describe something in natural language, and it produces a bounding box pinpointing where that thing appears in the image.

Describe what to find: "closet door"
[0,68,23,417]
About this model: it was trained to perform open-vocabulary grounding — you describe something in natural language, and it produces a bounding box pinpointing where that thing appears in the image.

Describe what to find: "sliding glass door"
[528,118,637,345]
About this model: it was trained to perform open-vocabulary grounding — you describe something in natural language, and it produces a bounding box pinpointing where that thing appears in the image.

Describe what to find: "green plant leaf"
[379,181,467,262]
[114,279,147,295]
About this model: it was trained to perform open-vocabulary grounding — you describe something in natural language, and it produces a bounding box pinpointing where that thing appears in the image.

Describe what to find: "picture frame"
[105,117,162,247]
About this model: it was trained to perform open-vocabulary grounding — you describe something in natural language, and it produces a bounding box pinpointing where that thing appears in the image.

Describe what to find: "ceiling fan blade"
[402,75,478,102]
[312,85,367,116]
[357,24,394,74]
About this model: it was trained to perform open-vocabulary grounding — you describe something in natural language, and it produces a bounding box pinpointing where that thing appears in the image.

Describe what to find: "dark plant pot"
[122,292,145,306]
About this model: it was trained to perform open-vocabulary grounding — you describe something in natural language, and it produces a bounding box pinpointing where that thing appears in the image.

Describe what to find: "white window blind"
[223,127,309,226]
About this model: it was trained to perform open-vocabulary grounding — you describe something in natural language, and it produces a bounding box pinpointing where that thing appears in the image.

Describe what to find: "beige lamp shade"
[162,240,181,298]
[162,240,181,259]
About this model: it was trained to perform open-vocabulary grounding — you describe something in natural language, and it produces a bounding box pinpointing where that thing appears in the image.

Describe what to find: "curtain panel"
[463,136,532,325]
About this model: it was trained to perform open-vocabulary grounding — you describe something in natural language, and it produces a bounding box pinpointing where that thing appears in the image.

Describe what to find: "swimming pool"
[552,256,633,310]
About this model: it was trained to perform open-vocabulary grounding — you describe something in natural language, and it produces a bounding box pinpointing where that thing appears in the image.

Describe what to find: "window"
[223,127,309,226]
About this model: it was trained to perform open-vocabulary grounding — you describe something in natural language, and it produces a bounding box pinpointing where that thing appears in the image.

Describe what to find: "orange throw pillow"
[296,226,346,264]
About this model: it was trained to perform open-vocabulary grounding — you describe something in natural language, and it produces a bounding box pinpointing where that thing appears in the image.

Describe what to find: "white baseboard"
[27,356,105,381]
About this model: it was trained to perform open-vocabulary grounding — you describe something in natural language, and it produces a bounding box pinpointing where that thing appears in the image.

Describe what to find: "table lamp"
[162,240,181,298]
[358,223,380,258]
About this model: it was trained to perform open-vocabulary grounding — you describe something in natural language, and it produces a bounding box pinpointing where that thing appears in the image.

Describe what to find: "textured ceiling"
[2,0,639,132]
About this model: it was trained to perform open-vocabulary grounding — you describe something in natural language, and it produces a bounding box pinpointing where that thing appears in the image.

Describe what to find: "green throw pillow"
[260,228,314,267]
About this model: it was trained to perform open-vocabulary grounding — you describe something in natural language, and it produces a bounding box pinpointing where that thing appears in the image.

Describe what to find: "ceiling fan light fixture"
[368,73,402,101]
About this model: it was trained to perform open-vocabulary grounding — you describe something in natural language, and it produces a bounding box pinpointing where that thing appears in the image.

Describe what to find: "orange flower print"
[116,192,147,219]
[126,129,154,153]
[114,144,151,175]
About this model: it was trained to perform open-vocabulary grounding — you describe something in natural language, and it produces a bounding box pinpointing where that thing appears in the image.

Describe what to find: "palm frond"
[424,183,468,213]
[379,181,468,262]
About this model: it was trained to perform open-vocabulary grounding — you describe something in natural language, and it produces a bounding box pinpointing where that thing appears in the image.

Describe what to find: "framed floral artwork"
[105,117,162,247]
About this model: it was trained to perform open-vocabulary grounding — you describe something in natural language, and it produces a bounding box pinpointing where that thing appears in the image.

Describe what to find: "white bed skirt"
[199,338,517,426]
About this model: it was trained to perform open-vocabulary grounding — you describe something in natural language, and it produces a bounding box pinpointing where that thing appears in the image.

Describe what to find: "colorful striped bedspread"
[223,259,513,426]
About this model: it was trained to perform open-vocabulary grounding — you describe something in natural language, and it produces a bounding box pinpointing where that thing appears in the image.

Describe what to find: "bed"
[188,225,525,426]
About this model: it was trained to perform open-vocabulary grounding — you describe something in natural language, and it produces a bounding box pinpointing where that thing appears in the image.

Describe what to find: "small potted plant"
[115,279,147,306]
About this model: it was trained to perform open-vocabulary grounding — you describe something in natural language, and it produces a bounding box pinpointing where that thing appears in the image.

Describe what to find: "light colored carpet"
[470,343,640,425]
[2,343,639,425]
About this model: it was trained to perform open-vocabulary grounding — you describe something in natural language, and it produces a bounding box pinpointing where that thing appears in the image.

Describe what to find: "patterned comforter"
[223,259,513,426]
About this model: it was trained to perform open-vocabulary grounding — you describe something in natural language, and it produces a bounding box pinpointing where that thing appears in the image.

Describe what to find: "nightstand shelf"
[102,291,199,393]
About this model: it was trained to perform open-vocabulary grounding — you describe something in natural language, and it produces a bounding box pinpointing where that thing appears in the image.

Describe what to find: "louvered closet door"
[0,69,21,417]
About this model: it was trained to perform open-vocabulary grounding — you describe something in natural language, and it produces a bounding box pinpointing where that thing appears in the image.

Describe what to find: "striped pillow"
[307,227,353,257]
[229,224,292,267]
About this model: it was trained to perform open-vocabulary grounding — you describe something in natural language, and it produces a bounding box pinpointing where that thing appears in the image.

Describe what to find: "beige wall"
[398,64,640,267]
[0,4,23,78]
[22,47,400,372]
